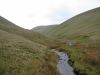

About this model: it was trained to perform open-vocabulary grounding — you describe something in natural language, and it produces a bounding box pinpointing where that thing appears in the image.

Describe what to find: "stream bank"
[52,49,75,75]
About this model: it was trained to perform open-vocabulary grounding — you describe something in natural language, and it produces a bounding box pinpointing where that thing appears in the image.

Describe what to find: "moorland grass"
[0,29,60,75]
[58,45,100,75]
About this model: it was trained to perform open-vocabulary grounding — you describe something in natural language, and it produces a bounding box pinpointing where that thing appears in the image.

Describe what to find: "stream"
[52,49,75,75]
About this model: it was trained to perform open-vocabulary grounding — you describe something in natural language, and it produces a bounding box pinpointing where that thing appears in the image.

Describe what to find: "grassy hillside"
[33,7,100,48]
[33,7,100,75]
[0,16,60,75]
[0,16,60,48]
[33,25,58,35]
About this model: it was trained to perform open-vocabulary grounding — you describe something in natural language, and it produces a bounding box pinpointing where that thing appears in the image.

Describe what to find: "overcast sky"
[0,0,100,29]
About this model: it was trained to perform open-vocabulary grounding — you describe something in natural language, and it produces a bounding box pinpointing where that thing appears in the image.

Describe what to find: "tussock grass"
[58,45,100,75]
[0,16,61,75]
[0,30,60,75]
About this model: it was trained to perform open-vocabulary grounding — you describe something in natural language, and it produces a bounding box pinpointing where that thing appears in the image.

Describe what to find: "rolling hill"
[0,16,60,48]
[33,7,100,48]
[32,7,100,75]
[33,25,58,35]
[1,6,100,75]
[0,16,60,75]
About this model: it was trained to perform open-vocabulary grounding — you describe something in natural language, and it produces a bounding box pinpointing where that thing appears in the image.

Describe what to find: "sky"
[0,0,100,29]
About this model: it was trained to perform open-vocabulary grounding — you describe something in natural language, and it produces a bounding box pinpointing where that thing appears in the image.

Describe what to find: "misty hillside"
[33,7,100,48]
[0,16,60,75]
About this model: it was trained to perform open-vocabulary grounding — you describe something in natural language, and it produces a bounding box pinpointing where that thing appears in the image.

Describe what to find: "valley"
[33,7,100,75]
[0,7,100,75]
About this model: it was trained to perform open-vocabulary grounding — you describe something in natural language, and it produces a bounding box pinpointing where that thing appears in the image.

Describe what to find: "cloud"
[0,0,100,29]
